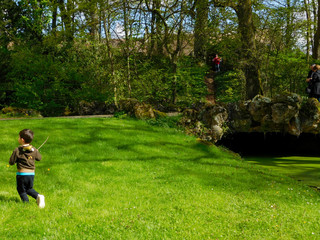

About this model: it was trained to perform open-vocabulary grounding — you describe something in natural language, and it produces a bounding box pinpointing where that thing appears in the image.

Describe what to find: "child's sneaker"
[37,194,45,208]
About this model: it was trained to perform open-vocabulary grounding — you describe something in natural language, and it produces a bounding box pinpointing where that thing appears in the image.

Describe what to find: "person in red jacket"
[213,54,222,72]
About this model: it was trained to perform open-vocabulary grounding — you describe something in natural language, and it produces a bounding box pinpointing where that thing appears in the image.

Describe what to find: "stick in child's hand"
[38,136,49,150]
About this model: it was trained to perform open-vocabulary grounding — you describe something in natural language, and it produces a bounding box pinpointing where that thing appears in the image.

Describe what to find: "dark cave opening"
[217,132,320,157]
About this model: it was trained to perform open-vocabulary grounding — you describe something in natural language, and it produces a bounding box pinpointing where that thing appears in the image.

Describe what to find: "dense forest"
[0,0,319,116]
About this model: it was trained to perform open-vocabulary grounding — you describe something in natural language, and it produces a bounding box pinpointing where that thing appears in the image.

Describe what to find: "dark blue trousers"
[16,175,39,202]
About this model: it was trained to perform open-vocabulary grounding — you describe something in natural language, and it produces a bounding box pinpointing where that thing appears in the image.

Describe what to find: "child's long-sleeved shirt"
[9,145,42,170]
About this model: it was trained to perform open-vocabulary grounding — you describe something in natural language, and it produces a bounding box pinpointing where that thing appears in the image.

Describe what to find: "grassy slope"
[1,117,320,239]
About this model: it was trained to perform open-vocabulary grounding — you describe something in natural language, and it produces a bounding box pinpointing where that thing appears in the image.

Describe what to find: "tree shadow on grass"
[245,156,320,187]
[18,118,307,193]
[0,195,20,203]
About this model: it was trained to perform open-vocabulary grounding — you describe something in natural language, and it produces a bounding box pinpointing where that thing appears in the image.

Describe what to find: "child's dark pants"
[16,175,39,202]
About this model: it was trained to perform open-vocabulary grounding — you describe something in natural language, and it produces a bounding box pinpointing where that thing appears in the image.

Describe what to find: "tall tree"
[285,0,294,48]
[146,0,164,56]
[99,0,122,106]
[212,0,262,99]
[57,0,74,41]
[122,0,132,96]
[17,0,50,41]
[51,0,58,34]
[194,0,209,61]
[84,0,99,40]
[313,0,320,59]
[304,0,312,61]
[0,0,21,43]
[145,0,191,103]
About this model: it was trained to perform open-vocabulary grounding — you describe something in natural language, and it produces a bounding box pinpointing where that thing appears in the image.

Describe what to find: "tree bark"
[154,0,163,55]
[194,0,209,61]
[102,0,117,106]
[57,0,73,41]
[148,0,156,56]
[89,2,98,40]
[145,0,165,56]
[52,0,57,34]
[123,0,132,97]
[304,0,311,62]
[236,0,262,99]
[312,0,320,59]
[285,0,293,48]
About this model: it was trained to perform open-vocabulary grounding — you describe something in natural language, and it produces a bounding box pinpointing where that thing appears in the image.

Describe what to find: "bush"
[145,115,182,129]
[130,56,208,108]
[1,106,42,118]
[261,50,309,97]
[215,70,245,102]
[6,42,115,116]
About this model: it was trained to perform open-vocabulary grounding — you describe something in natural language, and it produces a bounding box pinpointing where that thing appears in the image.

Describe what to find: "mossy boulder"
[133,102,155,119]
[248,95,272,122]
[271,93,302,125]
[300,98,320,134]
[78,101,108,115]
[118,98,139,115]
[119,98,155,119]
[227,101,252,132]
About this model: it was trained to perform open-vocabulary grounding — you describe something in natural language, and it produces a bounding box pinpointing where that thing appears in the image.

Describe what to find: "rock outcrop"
[180,93,320,142]
[77,101,116,115]
[119,98,155,119]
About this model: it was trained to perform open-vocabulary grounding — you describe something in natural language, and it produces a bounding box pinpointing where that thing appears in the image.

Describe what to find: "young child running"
[9,129,45,208]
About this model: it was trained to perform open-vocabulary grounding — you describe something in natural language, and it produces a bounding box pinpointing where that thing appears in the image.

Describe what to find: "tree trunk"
[148,0,156,56]
[304,0,311,62]
[312,0,320,59]
[123,0,132,97]
[235,0,262,99]
[57,0,73,41]
[145,0,164,56]
[155,0,163,55]
[170,1,185,104]
[89,3,98,40]
[285,0,293,48]
[102,0,117,107]
[194,0,209,61]
[52,0,57,34]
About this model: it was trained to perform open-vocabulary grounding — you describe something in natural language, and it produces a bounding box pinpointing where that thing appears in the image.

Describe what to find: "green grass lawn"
[245,156,320,187]
[1,117,320,239]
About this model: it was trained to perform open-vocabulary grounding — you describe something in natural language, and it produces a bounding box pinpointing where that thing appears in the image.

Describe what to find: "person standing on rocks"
[212,54,222,72]
[306,64,316,97]
[307,64,316,81]
[307,64,320,101]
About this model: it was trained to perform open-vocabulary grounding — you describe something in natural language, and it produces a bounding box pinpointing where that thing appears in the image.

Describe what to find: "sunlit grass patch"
[1,117,320,239]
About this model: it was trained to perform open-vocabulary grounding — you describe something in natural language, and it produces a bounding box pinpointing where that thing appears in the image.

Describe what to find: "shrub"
[1,106,42,118]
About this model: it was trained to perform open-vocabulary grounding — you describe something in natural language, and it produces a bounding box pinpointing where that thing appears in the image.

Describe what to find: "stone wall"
[179,93,320,142]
